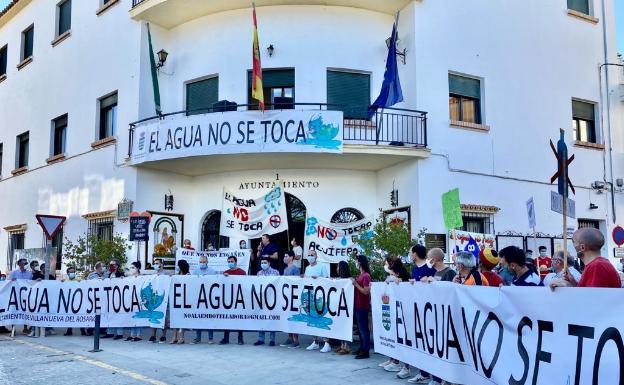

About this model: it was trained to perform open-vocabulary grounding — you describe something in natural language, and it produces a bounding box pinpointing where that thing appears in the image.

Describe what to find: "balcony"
[130,0,411,29]
[127,103,428,175]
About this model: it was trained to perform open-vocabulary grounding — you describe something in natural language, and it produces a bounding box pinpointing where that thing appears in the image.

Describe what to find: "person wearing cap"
[479,248,503,287]
[254,256,280,346]
[499,246,541,286]
[543,251,581,288]
[10,258,33,280]
[452,251,490,286]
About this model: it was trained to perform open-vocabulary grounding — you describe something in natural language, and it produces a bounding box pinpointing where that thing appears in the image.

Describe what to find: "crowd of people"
[1,228,623,385]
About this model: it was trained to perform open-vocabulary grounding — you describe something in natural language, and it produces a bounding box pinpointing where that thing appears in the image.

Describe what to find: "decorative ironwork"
[164,194,174,211]
[331,208,364,224]
[117,198,134,223]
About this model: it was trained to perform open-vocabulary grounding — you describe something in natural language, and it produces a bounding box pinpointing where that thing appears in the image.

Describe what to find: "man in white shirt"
[192,255,217,344]
[543,251,581,287]
[291,238,303,269]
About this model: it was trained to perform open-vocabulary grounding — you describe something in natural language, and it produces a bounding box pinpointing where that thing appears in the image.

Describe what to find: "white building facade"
[0,0,623,272]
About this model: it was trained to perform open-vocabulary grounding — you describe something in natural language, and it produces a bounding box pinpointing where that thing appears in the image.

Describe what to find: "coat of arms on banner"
[288,288,334,330]
[133,282,166,324]
[381,293,391,331]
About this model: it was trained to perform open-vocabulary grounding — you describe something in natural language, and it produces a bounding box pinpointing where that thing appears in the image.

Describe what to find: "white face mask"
[306,256,316,264]
[384,265,391,274]
[129,267,137,274]
[153,264,161,271]
[68,272,76,280]
[539,252,547,257]
[426,261,433,269]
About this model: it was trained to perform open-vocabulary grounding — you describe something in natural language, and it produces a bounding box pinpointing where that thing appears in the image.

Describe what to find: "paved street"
[0,331,395,385]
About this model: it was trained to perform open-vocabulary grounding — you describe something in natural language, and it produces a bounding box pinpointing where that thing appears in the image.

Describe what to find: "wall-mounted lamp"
[156,49,168,69]
[385,36,406,65]
[267,44,274,57]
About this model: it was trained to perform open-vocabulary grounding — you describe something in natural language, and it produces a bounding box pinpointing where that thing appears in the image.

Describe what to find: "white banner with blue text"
[304,214,374,263]
[168,275,354,340]
[0,275,171,328]
[130,109,343,164]
[371,281,622,385]
[175,249,251,274]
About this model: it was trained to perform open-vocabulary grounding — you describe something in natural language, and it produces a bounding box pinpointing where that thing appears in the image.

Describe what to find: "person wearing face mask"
[551,228,620,288]
[257,234,281,273]
[126,262,144,342]
[543,251,581,288]
[290,238,303,270]
[171,260,191,344]
[408,244,436,284]
[352,255,372,359]
[499,246,541,286]
[421,248,456,283]
[10,258,33,281]
[279,251,301,348]
[536,246,552,281]
[63,266,87,337]
[0,274,6,281]
[220,256,246,345]
[182,239,195,250]
[304,249,331,353]
[105,260,125,279]
[149,258,169,343]
[31,261,44,281]
[254,256,280,347]
[191,255,217,344]
[239,240,248,250]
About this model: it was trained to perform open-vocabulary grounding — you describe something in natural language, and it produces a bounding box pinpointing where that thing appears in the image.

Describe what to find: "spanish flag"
[251,2,264,111]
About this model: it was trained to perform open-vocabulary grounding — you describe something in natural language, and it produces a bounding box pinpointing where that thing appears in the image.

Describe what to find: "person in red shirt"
[553,228,620,288]
[536,246,552,280]
[220,256,246,345]
[479,248,503,287]
[351,254,372,359]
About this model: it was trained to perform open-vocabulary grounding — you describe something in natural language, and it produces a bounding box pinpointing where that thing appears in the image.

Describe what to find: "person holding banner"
[499,246,541,286]
[304,250,332,353]
[63,266,87,337]
[421,248,456,283]
[220,255,246,345]
[127,261,144,342]
[552,228,621,288]
[543,251,581,288]
[192,255,217,344]
[352,254,372,360]
[149,259,169,343]
[452,251,489,286]
[171,260,191,344]
[280,251,301,348]
[408,245,435,283]
[9,258,32,280]
[255,256,280,346]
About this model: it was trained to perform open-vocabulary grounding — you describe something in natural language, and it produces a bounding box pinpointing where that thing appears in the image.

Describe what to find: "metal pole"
[41,239,52,339]
[89,310,102,353]
[563,170,569,272]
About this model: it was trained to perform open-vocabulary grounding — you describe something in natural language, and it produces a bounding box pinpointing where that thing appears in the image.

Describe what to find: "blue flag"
[368,13,403,117]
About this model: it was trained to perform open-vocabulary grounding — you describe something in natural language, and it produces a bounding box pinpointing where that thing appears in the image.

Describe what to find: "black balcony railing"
[127,103,427,158]
[132,0,147,7]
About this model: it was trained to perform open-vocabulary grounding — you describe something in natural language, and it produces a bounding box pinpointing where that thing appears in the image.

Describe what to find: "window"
[461,212,494,234]
[568,0,590,14]
[98,92,117,139]
[57,0,72,36]
[186,76,218,115]
[52,227,64,270]
[578,219,600,229]
[0,45,7,77]
[8,232,25,267]
[248,69,294,110]
[88,218,113,242]
[572,100,597,143]
[449,73,482,124]
[52,114,67,156]
[21,25,34,61]
[15,132,29,169]
[331,207,364,224]
[327,70,370,119]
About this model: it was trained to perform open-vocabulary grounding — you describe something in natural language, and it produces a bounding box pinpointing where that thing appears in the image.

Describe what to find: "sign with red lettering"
[304,214,373,263]
[220,187,288,238]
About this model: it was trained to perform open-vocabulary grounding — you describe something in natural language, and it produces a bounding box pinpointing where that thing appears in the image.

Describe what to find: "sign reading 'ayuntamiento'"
[130,110,343,164]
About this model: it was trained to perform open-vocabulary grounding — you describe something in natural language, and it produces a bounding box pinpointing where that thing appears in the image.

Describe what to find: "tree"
[353,209,415,281]
[64,233,131,276]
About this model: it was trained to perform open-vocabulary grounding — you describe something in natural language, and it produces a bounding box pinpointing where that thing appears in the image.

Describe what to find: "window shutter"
[449,74,480,99]
[59,1,72,35]
[327,70,370,119]
[186,77,219,115]
[572,100,595,121]
[247,69,295,89]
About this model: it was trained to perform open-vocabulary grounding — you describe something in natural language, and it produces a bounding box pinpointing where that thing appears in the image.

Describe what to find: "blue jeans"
[258,331,275,343]
[130,327,142,337]
[195,330,214,341]
[355,309,370,353]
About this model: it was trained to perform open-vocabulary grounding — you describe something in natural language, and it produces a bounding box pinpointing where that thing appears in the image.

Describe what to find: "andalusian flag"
[251,2,264,111]
[147,23,162,116]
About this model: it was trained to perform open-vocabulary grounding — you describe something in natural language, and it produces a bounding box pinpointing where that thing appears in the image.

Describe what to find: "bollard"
[89,310,102,353]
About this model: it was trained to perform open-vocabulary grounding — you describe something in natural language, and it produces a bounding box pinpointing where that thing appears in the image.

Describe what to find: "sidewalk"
[0,330,396,385]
